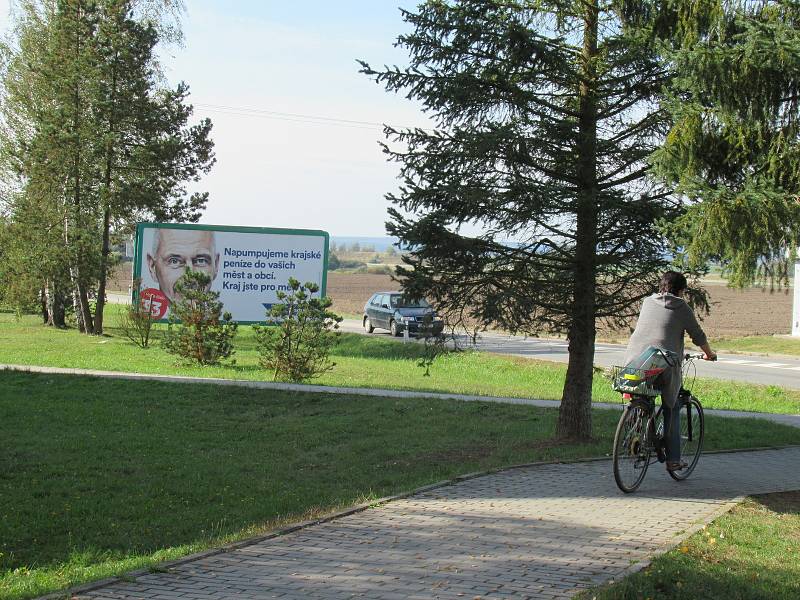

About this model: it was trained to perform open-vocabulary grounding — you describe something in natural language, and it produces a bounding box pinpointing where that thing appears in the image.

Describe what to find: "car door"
[365,294,379,324]
[376,294,391,329]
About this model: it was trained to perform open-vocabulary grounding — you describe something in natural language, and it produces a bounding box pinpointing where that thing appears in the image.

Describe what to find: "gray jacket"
[624,293,708,406]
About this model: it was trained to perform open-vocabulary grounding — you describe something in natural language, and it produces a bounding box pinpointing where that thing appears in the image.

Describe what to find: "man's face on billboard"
[147,229,219,304]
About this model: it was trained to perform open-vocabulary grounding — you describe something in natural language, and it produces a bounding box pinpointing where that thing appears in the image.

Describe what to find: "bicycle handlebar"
[684,352,717,362]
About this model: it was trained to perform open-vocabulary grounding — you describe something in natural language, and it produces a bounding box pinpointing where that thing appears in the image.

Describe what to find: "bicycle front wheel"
[669,396,704,481]
[613,403,652,493]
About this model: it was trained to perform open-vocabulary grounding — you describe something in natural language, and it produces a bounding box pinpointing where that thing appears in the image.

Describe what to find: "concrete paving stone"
[72,447,800,600]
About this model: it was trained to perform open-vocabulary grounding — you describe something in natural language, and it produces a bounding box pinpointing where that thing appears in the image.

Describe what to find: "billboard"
[133,223,328,323]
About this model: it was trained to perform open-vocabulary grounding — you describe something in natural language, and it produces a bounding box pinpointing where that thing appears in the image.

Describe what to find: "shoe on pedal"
[656,439,666,463]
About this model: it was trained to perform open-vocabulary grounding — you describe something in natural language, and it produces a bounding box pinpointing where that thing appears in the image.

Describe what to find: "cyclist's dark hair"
[659,271,687,295]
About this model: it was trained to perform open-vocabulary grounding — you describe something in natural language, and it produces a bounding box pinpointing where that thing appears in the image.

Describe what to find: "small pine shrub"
[162,269,237,365]
[253,278,342,382]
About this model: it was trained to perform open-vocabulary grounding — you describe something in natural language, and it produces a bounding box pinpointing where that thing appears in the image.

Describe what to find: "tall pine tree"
[362,0,688,440]
[0,0,214,333]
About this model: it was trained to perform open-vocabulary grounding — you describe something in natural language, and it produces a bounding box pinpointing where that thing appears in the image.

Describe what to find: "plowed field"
[109,266,793,338]
[326,272,793,338]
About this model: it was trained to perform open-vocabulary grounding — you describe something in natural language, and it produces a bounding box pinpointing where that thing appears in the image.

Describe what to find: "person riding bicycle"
[624,271,717,473]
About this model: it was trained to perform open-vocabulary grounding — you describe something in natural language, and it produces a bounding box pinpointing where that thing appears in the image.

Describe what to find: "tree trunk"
[94,44,119,336]
[94,205,112,334]
[63,206,91,333]
[557,0,599,441]
[68,1,94,335]
[76,279,93,333]
[66,215,94,333]
[52,285,66,328]
[44,279,67,328]
[40,286,48,324]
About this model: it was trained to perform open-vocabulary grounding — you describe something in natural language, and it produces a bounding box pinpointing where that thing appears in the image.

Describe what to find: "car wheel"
[390,320,401,337]
[363,316,374,333]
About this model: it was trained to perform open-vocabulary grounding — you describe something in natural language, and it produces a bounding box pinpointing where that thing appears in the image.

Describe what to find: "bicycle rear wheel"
[669,396,704,481]
[613,403,652,493]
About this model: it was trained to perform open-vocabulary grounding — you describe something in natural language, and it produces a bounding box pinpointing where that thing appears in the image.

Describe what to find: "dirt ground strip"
[326,272,793,338]
[109,265,793,338]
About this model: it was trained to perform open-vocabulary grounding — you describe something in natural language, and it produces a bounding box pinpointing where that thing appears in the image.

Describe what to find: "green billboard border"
[133,222,329,325]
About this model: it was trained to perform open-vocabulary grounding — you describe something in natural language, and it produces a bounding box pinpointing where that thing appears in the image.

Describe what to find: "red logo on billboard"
[140,288,170,319]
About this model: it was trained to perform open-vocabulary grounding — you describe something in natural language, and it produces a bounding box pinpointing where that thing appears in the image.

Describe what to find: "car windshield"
[390,296,430,309]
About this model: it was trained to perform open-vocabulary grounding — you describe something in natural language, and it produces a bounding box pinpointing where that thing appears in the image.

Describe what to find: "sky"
[0,0,430,236]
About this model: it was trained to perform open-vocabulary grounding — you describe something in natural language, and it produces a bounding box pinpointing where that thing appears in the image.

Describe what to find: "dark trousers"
[658,365,682,462]
[663,400,682,462]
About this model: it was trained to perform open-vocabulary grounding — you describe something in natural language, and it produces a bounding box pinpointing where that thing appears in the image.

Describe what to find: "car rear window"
[390,296,430,309]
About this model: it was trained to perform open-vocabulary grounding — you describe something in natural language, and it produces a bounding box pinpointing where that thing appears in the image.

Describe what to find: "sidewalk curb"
[34,446,800,600]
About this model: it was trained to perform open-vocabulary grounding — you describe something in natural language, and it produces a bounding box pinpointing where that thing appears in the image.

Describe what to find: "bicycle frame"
[613,353,708,493]
[622,395,663,467]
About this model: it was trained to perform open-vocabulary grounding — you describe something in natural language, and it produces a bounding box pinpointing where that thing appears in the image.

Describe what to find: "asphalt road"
[340,318,800,390]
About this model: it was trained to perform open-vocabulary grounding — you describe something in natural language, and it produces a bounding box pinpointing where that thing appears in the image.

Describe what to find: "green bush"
[338,259,367,270]
[119,282,155,348]
[356,264,392,275]
[162,270,237,365]
[253,278,342,381]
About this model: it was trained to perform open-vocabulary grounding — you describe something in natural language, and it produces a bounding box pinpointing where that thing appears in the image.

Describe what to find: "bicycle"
[611,353,708,494]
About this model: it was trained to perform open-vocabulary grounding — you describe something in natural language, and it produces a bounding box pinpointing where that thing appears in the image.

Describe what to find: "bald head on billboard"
[146,228,220,304]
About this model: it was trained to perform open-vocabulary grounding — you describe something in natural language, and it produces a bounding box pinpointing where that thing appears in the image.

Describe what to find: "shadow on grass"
[752,490,800,515]
[584,562,800,600]
[331,333,428,360]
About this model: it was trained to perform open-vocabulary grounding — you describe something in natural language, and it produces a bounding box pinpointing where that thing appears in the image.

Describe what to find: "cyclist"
[624,271,717,472]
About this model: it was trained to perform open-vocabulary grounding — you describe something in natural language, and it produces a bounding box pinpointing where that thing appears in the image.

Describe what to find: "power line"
[197,106,378,131]
[194,102,434,132]
[199,104,385,126]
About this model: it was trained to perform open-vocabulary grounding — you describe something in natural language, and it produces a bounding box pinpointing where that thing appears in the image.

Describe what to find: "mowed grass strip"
[581,491,800,600]
[711,335,800,358]
[2,372,800,600]
[1,310,799,415]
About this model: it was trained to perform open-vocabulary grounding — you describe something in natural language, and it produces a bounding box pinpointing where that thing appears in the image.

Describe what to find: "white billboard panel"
[133,223,328,323]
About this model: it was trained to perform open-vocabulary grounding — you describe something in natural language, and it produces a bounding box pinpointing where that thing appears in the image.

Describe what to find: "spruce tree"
[361,0,685,440]
[653,0,800,288]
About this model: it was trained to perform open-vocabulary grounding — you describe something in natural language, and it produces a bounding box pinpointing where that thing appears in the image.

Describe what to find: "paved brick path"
[72,447,800,600]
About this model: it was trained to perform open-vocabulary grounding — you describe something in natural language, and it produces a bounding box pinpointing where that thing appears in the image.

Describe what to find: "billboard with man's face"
[133,223,328,323]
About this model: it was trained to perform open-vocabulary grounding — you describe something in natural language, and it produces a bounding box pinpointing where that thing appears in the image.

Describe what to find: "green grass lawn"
[581,491,800,599]
[711,335,800,357]
[2,371,799,600]
[1,309,799,414]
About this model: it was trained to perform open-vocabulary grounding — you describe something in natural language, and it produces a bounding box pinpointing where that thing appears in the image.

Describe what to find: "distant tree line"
[0,0,214,334]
